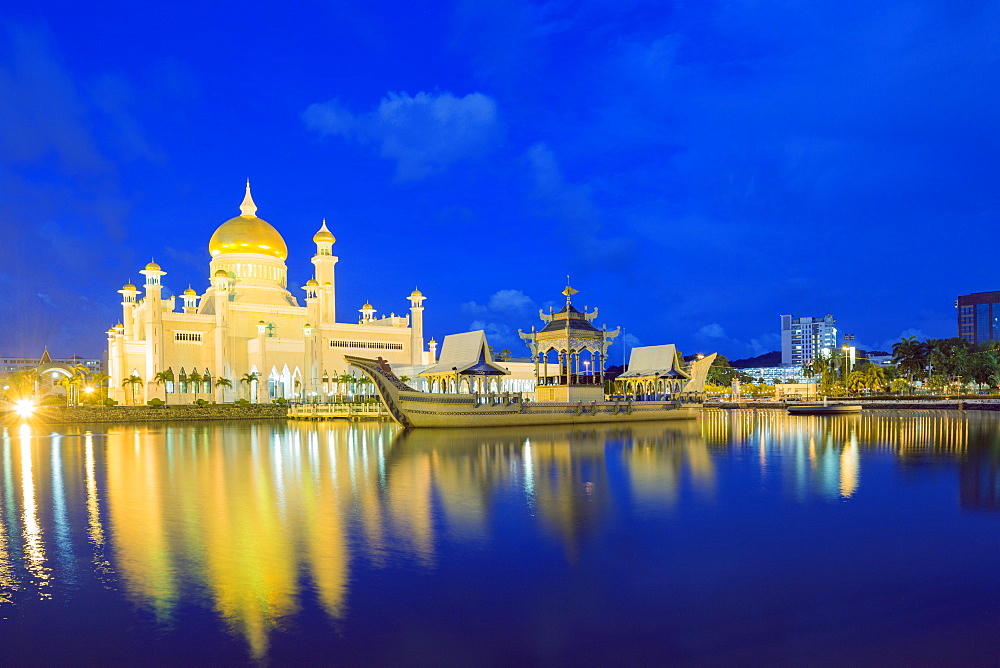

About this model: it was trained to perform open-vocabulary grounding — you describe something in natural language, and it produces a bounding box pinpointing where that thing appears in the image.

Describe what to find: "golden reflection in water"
[19,424,51,599]
[0,431,14,604]
[103,422,403,659]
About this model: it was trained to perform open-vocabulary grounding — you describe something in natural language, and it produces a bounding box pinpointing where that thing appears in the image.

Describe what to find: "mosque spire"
[240,179,257,216]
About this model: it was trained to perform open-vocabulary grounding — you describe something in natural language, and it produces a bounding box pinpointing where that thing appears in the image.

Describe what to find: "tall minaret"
[211,269,231,385]
[311,219,338,324]
[408,288,426,365]
[139,261,166,400]
[119,281,139,339]
[303,280,320,396]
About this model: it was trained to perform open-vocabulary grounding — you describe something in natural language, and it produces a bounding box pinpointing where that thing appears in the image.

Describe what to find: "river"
[1,409,998,664]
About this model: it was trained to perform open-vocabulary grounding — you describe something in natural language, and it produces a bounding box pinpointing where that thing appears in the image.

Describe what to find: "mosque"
[106,183,434,404]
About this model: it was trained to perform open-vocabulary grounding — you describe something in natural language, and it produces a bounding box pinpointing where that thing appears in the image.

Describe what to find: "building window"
[174,332,203,343]
[328,340,404,351]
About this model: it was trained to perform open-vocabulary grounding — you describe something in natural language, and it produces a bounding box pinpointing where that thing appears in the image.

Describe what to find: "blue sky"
[2,1,998,361]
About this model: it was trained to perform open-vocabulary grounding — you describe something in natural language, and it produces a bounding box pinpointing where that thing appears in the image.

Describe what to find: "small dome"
[183,287,197,296]
[305,279,319,286]
[410,288,423,297]
[145,261,161,271]
[362,302,374,310]
[313,219,336,244]
[258,320,266,325]
[115,322,124,329]
[214,269,228,277]
[122,282,137,291]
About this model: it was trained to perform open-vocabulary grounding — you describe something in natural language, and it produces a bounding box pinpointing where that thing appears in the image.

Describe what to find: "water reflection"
[0,410,997,661]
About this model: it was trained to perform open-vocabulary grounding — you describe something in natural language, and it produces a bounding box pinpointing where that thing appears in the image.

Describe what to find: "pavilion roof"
[618,344,690,380]
[419,331,511,377]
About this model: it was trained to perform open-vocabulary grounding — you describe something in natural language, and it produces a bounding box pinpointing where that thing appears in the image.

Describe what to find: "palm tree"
[240,372,259,402]
[892,336,924,389]
[215,377,233,403]
[122,374,143,405]
[153,369,174,404]
[338,372,354,401]
[56,374,78,407]
[88,372,111,405]
[189,369,203,403]
[7,369,38,402]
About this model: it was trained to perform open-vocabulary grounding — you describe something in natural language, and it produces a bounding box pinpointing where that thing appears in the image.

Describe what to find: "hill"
[730,351,781,368]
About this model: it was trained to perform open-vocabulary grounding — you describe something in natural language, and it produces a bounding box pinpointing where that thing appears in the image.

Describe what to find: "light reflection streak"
[85,432,104,549]
[50,434,76,583]
[0,429,15,603]
[20,424,51,598]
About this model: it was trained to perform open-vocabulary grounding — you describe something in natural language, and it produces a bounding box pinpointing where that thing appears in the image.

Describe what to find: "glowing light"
[14,399,36,419]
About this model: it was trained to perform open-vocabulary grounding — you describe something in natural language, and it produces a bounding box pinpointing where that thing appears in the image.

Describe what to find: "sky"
[1,0,998,362]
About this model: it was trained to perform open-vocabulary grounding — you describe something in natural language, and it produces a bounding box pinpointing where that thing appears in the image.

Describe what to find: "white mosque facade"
[106,184,435,404]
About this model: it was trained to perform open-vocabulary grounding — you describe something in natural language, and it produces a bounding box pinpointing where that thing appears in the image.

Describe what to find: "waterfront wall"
[3,403,289,424]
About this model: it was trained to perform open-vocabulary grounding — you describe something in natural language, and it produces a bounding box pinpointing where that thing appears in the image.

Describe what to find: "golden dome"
[313,219,335,244]
[305,279,319,286]
[183,287,197,295]
[362,302,374,310]
[208,183,288,260]
[214,269,228,277]
[122,282,137,291]
[145,261,161,271]
[410,287,423,297]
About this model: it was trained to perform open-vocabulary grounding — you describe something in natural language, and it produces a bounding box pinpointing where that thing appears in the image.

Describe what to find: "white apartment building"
[780,314,837,367]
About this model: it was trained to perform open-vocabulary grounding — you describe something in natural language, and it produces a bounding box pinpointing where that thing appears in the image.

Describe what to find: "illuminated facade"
[106,184,432,404]
[780,313,837,367]
[957,291,1000,345]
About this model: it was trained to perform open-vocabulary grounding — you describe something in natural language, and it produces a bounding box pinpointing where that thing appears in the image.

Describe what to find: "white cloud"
[488,289,532,313]
[697,323,726,339]
[303,91,501,180]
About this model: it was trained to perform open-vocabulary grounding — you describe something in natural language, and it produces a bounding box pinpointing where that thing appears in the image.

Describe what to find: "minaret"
[303,322,316,398]
[311,219,338,324]
[359,302,376,323]
[256,320,268,403]
[139,261,166,401]
[119,281,139,339]
[408,288,426,365]
[211,269,230,384]
[182,287,199,314]
[303,280,320,396]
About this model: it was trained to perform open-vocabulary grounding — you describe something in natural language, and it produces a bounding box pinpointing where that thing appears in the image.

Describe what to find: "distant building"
[1,350,103,398]
[957,291,1000,345]
[738,366,814,384]
[780,314,838,367]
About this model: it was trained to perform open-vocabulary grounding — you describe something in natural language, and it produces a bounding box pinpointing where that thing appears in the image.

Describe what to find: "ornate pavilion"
[519,284,620,402]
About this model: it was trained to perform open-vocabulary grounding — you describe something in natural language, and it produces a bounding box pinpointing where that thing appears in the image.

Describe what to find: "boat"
[787,403,863,416]
[344,354,715,429]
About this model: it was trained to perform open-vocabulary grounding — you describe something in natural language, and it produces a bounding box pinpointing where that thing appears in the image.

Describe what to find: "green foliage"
[147,398,165,407]
[104,397,118,406]
[272,397,288,405]
[194,398,210,407]
[234,398,251,407]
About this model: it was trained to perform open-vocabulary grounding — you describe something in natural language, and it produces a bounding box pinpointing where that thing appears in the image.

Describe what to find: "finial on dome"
[240,180,257,216]
[313,218,336,244]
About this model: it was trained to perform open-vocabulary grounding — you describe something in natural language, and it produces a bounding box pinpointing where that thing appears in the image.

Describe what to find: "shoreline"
[706,398,1000,411]
[2,403,289,424]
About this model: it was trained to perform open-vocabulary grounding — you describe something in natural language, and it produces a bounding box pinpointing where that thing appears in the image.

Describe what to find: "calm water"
[1,410,998,665]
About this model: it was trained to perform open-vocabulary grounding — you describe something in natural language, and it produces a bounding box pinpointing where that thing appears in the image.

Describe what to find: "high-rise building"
[780,314,838,367]
[957,291,1000,345]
